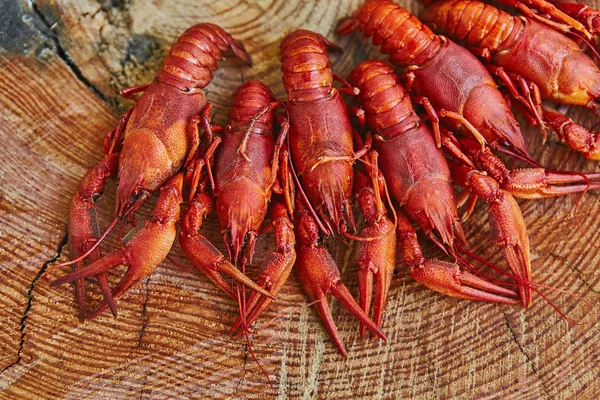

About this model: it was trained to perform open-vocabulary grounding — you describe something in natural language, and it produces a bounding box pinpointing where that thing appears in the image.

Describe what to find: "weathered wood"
[1,0,599,398]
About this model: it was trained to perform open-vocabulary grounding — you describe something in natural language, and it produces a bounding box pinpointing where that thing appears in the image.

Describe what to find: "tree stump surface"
[1,0,599,398]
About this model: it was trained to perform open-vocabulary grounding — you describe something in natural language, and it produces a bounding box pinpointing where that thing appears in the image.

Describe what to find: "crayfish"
[49,23,274,320]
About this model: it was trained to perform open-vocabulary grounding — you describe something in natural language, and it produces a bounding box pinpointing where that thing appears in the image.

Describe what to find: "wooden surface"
[1,0,599,398]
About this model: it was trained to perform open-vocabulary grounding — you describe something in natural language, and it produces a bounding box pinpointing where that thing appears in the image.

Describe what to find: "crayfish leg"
[397,211,519,303]
[231,200,296,337]
[454,168,533,306]
[544,108,600,160]
[53,173,184,319]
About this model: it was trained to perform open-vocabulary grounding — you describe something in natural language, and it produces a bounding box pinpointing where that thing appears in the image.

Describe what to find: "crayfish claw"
[51,252,126,288]
[358,260,394,339]
[231,201,296,337]
[180,233,275,300]
[97,273,118,318]
[311,293,349,358]
[410,260,519,304]
[330,281,387,341]
[296,243,386,356]
[217,259,276,300]
[357,264,375,339]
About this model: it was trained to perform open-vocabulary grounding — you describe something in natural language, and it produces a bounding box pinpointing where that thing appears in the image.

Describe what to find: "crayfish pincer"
[50,23,267,320]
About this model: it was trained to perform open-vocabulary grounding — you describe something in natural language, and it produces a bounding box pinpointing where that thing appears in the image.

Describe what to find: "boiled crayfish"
[49,3,600,359]
[50,23,275,320]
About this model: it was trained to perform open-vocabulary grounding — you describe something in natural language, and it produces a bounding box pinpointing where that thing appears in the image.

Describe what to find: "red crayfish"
[422,0,600,159]
[50,23,274,320]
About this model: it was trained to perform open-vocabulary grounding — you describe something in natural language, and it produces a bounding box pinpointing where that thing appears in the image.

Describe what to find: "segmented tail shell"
[156,23,250,90]
[421,0,523,52]
[280,30,335,101]
[345,0,443,67]
[347,60,420,138]
[228,81,276,133]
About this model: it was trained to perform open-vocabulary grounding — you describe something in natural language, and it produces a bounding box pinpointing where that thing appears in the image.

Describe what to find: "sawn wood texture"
[1,0,599,398]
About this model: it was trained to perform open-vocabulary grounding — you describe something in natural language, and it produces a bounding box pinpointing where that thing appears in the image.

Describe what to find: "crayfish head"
[115,174,144,219]
[216,181,268,265]
[463,84,530,159]
[303,161,354,236]
[405,180,466,255]
[116,129,175,218]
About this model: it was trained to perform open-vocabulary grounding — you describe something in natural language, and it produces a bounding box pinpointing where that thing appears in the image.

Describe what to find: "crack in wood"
[29,0,109,104]
[549,252,600,295]
[234,340,250,396]
[502,313,552,399]
[137,276,152,348]
[0,232,68,377]
[422,348,439,398]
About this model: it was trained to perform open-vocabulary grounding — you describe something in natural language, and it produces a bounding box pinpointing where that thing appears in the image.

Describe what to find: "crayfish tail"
[156,23,251,90]
[229,38,252,67]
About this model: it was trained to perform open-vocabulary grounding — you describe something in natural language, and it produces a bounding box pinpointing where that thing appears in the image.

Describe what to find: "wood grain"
[1,0,599,398]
